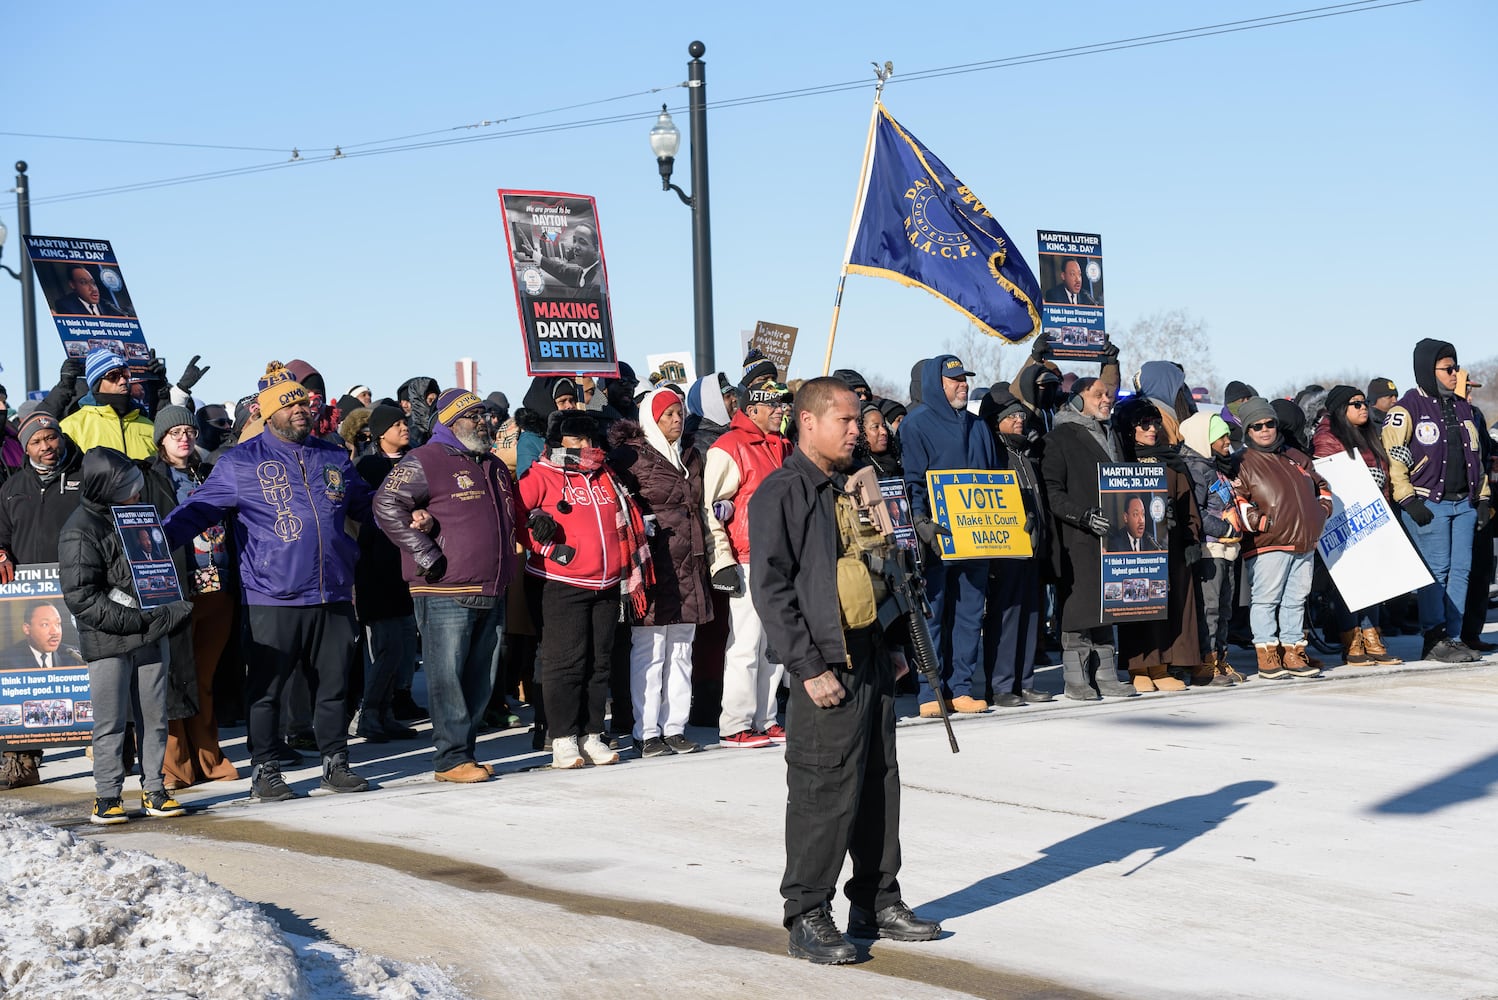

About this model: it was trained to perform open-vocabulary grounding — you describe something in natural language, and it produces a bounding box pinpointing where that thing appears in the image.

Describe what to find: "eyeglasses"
[1347,399,1369,409]
[1247,420,1277,432]
[1437,364,1461,375]
[164,427,198,440]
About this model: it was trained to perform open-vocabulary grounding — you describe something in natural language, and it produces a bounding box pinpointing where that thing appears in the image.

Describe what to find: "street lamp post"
[649,40,715,377]
[0,162,40,393]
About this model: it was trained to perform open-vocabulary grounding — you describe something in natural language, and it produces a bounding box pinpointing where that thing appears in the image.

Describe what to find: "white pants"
[630,623,696,741]
[718,563,785,735]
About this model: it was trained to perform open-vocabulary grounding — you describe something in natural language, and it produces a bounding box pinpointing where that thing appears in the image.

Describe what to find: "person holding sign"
[1230,397,1333,680]
[1112,397,1205,692]
[1382,339,1491,664]
[1311,385,1401,666]
[899,355,996,717]
[1041,377,1137,701]
[59,449,193,825]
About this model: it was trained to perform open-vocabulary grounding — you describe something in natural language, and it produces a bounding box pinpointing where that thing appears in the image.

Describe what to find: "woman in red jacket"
[519,412,652,769]
[1311,384,1401,666]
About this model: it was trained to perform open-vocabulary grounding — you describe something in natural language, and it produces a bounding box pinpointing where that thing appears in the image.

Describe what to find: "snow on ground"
[0,812,472,1000]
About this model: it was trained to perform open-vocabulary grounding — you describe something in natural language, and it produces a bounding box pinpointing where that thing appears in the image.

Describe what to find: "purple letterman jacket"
[1382,388,1488,507]
[373,422,519,598]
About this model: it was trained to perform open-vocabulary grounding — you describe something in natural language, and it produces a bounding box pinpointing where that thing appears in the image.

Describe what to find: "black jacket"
[58,450,180,661]
[749,450,847,681]
[354,453,414,622]
[1041,407,1117,631]
[0,439,85,564]
[140,456,215,719]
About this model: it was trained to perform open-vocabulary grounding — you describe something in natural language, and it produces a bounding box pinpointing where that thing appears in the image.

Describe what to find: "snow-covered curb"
[0,812,472,999]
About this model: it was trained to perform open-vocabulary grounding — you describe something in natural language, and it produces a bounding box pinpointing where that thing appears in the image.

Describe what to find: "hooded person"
[877,398,907,436]
[683,372,737,453]
[59,447,195,824]
[978,384,1054,707]
[607,387,714,756]
[833,368,873,401]
[517,408,651,769]
[906,359,929,414]
[1015,363,1065,437]
[1134,360,1196,444]
[58,349,157,459]
[1111,396,1207,691]
[1382,338,1491,663]
[1179,411,1245,682]
[1040,375,1138,701]
[1271,399,1310,454]
[397,376,441,449]
[374,389,520,783]
[515,376,579,477]
[286,359,337,440]
[1220,380,1259,446]
[588,362,641,438]
[898,354,998,715]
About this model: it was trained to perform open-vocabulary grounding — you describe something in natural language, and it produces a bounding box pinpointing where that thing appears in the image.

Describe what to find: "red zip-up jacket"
[517,455,625,590]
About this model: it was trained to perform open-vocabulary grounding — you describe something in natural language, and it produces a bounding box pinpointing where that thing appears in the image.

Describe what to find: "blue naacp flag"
[846,104,1040,343]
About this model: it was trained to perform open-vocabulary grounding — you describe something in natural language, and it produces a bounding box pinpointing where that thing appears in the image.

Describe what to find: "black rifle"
[873,544,959,754]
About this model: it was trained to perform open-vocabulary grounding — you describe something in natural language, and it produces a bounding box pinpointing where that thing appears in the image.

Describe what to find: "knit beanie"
[434,388,484,426]
[552,377,578,403]
[257,361,309,421]
[367,403,405,442]
[1325,384,1361,418]
[1367,377,1398,405]
[84,348,129,392]
[1236,396,1276,429]
[1223,380,1257,405]
[741,349,778,389]
[1207,413,1231,444]
[18,411,61,449]
[152,405,198,446]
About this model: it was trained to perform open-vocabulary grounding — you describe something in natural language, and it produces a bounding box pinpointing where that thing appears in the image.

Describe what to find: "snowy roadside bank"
[0,812,473,1000]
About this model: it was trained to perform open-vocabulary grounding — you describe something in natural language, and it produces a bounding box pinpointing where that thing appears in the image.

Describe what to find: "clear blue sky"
[1,0,1491,407]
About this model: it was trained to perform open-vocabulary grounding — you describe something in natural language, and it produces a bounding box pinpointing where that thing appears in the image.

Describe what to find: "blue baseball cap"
[935,354,975,379]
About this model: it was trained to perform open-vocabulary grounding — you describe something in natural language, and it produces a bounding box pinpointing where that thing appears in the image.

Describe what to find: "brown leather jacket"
[1230,443,1331,558]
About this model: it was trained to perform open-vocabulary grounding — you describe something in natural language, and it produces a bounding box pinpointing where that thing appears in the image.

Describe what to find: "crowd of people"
[0,333,1492,833]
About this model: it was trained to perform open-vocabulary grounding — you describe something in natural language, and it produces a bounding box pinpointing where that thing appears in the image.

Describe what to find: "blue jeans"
[920,558,988,701]
[1402,498,1476,638]
[413,597,504,772]
[1246,550,1314,646]
[363,615,418,719]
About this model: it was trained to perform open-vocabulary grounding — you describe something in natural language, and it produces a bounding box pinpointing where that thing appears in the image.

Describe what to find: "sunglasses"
[1347,399,1369,409]
[1247,420,1277,432]
[1437,364,1461,375]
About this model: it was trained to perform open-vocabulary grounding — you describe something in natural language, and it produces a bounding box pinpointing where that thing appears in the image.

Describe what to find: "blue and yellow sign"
[925,470,1032,559]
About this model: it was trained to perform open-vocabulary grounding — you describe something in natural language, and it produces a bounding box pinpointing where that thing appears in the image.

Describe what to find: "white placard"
[1314,451,1433,611]
[645,351,696,387]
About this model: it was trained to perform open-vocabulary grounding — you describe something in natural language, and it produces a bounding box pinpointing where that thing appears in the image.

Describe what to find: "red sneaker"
[719,730,772,749]
[761,724,788,745]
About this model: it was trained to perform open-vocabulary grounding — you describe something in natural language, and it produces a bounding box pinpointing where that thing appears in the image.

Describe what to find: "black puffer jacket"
[0,436,85,563]
[58,449,188,661]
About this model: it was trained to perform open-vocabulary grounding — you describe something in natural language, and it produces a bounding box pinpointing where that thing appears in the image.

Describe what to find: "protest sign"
[1037,230,1106,361]
[1099,464,1168,622]
[0,563,92,751]
[498,190,619,377]
[24,236,151,374]
[111,506,182,610]
[750,321,798,380]
[645,352,695,388]
[925,470,1033,559]
[1315,452,1433,611]
[879,478,918,555]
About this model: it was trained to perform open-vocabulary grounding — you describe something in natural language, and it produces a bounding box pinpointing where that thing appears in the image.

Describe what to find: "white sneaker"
[582,733,619,766]
[551,736,584,769]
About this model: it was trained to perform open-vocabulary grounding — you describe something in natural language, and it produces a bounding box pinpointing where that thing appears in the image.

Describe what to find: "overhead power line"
[23,0,1423,207]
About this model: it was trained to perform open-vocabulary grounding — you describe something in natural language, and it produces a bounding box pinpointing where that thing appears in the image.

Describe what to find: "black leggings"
[535,579,619,739]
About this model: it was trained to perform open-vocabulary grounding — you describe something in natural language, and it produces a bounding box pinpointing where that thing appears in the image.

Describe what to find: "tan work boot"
[1340,629,1369,665]
[918,700,952,718]
[950,695,988,714]
[1256,643,1287,680]
[435,761,492,784]
[1131,670,1156,693]
[1149,665,1187,692]
[1280,643,1322,678]
[1360,627,1402,665]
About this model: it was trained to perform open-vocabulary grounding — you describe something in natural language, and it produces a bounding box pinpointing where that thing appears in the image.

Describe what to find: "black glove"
[1081,507,1110,537]
[914,517,952,548]
[1183,544,1202,566]
[550,543,576,566]
[1029,329,1051,361]
[60,356,84,386]
[421,554,447,582]
[1165,500,1178,531]
[176,354,210,392]
[1023,515,1034,535]
[144,599,194,642]
[1404,496,1434,528]
[1477,499,1492,532]
[1098,338,1121,361]
[144,349,168,383]
[711,566,742,595]
[527,509,558,543]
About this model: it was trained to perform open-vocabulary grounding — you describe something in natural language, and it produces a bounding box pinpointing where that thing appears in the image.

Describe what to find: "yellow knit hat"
[257,360,309,421]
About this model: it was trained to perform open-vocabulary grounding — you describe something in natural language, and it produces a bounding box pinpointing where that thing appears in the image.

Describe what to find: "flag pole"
[822,62,892,376]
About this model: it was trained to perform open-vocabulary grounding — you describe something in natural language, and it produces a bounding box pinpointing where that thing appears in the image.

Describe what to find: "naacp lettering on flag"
[846,105,1041,343]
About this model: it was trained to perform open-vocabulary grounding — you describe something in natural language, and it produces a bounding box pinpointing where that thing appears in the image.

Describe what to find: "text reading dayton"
[846,104,1040,342]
